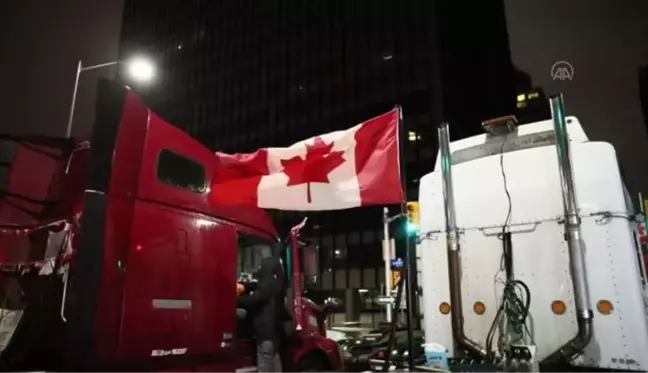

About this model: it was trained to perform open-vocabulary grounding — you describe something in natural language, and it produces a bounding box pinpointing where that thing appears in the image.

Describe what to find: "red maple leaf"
[280,137,346,203]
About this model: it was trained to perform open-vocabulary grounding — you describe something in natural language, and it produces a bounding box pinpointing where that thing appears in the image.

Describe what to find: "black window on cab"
[156,149,207,193]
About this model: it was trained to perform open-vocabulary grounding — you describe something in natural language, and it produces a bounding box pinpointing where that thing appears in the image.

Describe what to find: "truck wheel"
[298,353,330,372]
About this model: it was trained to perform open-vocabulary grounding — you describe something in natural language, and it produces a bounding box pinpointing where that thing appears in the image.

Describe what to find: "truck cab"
[0,79,341,371]
[417,111,648,371]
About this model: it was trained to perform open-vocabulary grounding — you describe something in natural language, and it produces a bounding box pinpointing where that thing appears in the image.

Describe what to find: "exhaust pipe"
[544,94,593,364]
[438,123,488,358]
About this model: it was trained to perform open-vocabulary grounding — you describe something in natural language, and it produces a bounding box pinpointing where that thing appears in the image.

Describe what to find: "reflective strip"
[152,299,192,309]
[236,367,257,373]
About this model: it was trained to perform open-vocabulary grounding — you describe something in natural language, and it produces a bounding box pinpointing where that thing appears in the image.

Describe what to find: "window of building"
[156,149,206,193]
[237,231,275,278]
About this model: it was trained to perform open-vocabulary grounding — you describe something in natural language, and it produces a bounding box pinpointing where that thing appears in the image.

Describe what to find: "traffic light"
[406,201,419,235]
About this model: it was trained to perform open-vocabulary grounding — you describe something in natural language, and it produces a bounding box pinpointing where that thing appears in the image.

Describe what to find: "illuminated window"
[408,131,421,141]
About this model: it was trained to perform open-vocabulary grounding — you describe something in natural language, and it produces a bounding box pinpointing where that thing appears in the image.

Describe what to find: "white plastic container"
[423,342,448,370]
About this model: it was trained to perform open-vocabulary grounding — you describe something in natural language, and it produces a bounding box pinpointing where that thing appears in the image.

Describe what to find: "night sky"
[505,0,648,195]
[0,0,124,138]
[1,0,648,193]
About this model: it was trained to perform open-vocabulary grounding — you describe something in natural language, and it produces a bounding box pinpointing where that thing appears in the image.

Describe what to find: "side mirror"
[302,244,319,287]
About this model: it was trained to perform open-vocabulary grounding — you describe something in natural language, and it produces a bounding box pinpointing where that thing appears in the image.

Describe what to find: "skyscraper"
[119,0,515,322]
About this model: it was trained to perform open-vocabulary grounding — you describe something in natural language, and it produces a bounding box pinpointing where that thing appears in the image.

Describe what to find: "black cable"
[500,133,513,234]
[485,132,533,357]
[503,280,531,342]
[497,132,513,282]
[485,280,532,355]
[498,132,513,274]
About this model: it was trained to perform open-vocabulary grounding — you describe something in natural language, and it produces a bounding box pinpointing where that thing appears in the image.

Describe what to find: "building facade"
[119,0,516,323]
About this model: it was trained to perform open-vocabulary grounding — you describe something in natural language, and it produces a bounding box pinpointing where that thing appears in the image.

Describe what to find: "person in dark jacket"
[238,253,288,372]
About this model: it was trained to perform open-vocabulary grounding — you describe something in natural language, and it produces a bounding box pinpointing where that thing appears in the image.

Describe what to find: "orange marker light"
[439,302,451,315]
[473,301,486,315]
[597,300,613,315]
[551,300,566,315]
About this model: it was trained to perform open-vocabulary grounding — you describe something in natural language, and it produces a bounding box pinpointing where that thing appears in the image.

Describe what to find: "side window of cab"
[237,232,275,280]
[156,149,207,193]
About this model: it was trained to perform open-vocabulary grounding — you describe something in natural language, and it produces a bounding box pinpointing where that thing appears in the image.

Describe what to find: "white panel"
[432,116,588,170]
[460,222,576,360]
[422,143,633,231]
[420,234,454,355]
[577,216,648,369]
[419,133,648,370]
[362,268,376,288]
[416,242,425,317]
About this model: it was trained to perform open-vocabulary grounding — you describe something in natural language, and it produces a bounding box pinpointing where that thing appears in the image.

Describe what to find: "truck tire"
[298,351,331,372]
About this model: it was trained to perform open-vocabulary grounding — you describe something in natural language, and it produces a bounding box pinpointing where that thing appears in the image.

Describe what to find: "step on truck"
[0,79,343,371]
[416,94,648,371]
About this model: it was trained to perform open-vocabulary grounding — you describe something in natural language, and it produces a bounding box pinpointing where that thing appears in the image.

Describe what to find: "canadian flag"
[210,108,404,210]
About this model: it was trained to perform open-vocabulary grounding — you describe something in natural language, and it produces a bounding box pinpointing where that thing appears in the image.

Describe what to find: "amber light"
[473,301,486,315]
[551,300,566,315]
[439,302,451,315]
[597,300,614,315]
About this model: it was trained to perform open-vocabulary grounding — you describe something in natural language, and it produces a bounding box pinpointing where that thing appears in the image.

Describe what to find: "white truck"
[417,94,648,371]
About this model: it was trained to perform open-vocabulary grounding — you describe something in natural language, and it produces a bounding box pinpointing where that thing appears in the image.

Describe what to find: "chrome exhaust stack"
[438,123,488,358]
[544,94,593,364]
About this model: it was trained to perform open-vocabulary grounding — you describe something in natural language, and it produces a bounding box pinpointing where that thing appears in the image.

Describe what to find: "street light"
[127,57,155,82]
[65,57,155,137]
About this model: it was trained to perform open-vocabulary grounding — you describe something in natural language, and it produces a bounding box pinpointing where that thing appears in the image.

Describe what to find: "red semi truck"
[0,79,342,371]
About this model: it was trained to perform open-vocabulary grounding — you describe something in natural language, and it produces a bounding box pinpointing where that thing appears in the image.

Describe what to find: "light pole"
[65,57,155,138]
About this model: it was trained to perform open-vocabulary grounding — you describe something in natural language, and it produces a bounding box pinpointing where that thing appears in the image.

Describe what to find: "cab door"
[117,97,239,364]
[67,80,242,369]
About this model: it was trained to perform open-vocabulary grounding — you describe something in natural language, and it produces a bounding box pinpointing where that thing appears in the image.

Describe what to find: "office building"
[119,0,516,323]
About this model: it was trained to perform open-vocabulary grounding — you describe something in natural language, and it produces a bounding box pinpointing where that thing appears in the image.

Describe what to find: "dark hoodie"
[238,256,289,343]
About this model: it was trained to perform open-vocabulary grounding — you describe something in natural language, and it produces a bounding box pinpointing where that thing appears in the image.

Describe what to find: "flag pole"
[397,106,417,369]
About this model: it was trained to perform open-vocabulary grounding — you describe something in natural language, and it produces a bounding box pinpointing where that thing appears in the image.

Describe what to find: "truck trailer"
[416,94,648,371]
[0,79,342,371]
